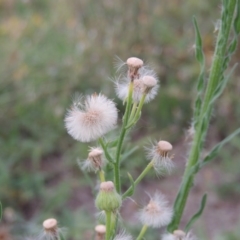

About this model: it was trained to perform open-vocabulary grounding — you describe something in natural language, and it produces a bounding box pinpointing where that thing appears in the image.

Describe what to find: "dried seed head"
[100,181,115,192]
[146,140,174,174]
[95,225,106,240]
[65,94,118,142]
[126,57,143,80]
[81,147,104,172]
[138,192,173,228]
[162,231,197,240]
[43,218,58,233]
[113,231,133,240]
[142,75,158,93]
[173,230,186,238]
[96,181,122,211]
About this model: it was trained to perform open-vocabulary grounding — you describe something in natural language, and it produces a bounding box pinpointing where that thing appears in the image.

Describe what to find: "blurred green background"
[0,0,240,239]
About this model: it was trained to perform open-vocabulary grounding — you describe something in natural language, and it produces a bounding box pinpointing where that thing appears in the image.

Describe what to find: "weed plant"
[1,0,240,239]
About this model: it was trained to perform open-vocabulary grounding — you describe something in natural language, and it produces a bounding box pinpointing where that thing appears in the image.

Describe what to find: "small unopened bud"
[43,218,58,234]
[95,225,106,240]
[126,57,143,80]
[142,76,158,93]
[80,147,105,173]
[95,181,122,212]
[173,229,186,239]
[157,141,173,158]
[89,148,103,167]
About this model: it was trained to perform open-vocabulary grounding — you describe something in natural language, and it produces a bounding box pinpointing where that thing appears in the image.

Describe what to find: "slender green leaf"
[124,173,135,198]
[192,16,205,124]
[201,127,240,167]
[106,139,118,148]
[234,0,240,34]
[59,232,66,240]
[185,194,207,232]
[210,63,238,105]
[193,16,204,64]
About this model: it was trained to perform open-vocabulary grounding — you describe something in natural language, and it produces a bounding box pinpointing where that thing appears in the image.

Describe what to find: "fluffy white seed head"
[65,94,118,142]
[162,231,197,240]
[115,74,159,104]
[40,218,64,240]
[113,231,133,240]
[138,192,173,228]
[80,147,105,172]
[146,140,174,174]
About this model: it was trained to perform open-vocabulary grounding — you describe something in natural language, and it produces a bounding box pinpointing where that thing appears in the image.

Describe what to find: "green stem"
[110,212,116,237]
[122,161,153,199]
[136,225,148,240]
[168,0,237,232]
[132,94,146,123]
[99,170,105,182]
[129,102,138,122]
[99,138,114,163]
[105,211,112,240]
[114,81,134,193]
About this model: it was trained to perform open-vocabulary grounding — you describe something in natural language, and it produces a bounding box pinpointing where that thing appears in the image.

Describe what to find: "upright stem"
[129,102,138,122]
[114,81,134,193]
[168,0,237,231]
[99,170,105,182]
[136,225,148,240]
[105,211,112,240]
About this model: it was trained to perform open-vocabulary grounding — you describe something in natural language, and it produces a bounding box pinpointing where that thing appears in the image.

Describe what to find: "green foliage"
[0,0,239,239]
[185,194,207,232]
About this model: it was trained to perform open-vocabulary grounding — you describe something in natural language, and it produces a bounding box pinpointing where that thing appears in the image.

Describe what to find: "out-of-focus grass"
[0,0,240,239]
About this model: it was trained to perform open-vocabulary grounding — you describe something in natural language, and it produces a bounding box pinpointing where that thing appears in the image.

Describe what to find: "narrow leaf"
[59,232,66,240]
[124,173,135,198]
[185,194,207,232]
[201,127,240,167]
[193,16,204,64]
[210,63,238,104]
[234,0,240,34]
[106,139,118,148]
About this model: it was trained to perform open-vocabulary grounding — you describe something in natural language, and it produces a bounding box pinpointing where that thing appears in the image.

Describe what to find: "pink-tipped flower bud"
[173,229,186,238]
[157,141,173,157]
[95,181,122,212]
[43,218,58,234]
[95,225,106,240]
[126,57,143,80]
[142,75,158,93]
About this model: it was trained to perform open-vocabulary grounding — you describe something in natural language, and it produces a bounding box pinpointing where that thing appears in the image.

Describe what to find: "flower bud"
[43,218,58,236]
[95,181,122,212]
[142,76,158,93]
[157,141,173,157]
[126,57,143,80]
[173,229,186,238]
[81,147,105,172]
[95,225,106,240]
